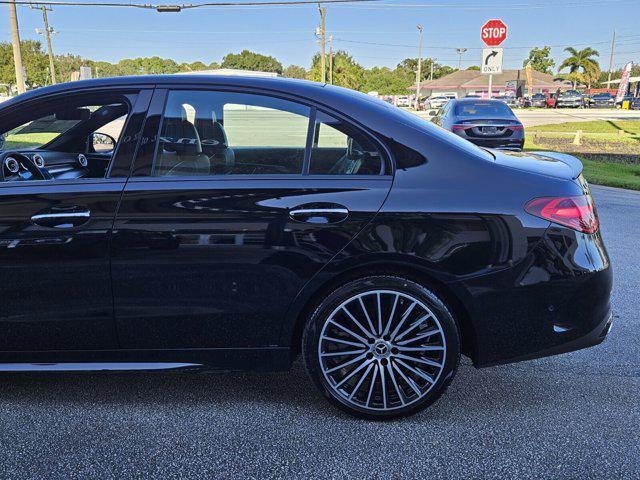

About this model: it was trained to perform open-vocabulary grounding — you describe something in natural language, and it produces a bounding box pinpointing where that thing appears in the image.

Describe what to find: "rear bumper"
[466,137,524,150]
[557,100,582,107]
[453,226,613,368]
[482,303,613,367]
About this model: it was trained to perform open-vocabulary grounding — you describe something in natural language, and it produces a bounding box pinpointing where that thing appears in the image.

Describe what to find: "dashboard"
[2,150,112,181]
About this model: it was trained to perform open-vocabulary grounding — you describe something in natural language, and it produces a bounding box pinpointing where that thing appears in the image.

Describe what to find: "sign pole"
[488,74,493,98]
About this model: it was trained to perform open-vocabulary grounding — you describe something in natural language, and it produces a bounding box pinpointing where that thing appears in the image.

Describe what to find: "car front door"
[0,88,151,352]
[110,88,393,350]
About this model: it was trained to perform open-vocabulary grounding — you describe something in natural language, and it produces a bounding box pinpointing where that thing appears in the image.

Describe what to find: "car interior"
[153,93,384,177]
[0,90,385,182]
[0,93,132,183]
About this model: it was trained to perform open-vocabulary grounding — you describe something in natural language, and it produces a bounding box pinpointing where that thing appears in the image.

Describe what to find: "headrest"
[161,118,202,155]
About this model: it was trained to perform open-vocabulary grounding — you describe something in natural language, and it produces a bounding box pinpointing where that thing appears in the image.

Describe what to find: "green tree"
[53,53,84,83]
[559,47,600,88]
[361,66,411,94]
[466,65,480,71]
[396,57,456,81]
[523,47,555,74]
[283,65,307,79]
[598,64,640,83]
[0,40,49,88]
[221,50,283,74]
[179,61,208,72]
[308,51,364,90]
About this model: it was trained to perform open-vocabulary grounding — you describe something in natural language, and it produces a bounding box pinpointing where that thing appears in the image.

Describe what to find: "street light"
[455,47,467,70]
[415,24,424,110]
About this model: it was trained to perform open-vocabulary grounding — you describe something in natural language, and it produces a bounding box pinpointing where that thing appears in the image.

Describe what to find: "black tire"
[302,275,460,420]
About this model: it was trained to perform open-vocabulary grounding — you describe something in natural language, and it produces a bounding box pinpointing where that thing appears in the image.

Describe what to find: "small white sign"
[481,48,503,75]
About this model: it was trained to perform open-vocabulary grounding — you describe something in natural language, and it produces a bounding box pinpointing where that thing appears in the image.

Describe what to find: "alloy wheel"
[317,289,447,412]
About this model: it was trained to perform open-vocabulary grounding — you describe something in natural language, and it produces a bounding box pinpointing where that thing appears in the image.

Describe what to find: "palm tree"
[559,47,601,89]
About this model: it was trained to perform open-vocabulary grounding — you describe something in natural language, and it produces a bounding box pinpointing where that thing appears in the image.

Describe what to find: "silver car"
[426,96,450,109]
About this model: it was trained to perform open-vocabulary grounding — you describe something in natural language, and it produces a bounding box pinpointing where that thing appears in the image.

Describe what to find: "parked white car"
[425,96,450,109]
[396,96,411,107]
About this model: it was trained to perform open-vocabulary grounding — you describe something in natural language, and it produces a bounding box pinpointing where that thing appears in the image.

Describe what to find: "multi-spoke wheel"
[303,276,460,419]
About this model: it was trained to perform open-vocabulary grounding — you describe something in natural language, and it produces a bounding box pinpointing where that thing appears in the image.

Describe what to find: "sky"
[0,0,638,72]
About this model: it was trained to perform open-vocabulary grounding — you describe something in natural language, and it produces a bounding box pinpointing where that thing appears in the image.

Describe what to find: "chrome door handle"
[289,208,349,216]
[31,208,91,228]
[288,205,349,224]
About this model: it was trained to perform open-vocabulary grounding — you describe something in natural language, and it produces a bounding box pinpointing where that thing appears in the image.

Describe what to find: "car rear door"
[110,87,393,349]
[0,87,151,352]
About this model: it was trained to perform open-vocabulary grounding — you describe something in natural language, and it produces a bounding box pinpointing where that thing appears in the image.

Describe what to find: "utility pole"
[415,24,423,109]
[607,29,616,87]
[9,0,26,94]
[33,5,57,84]
[328,35,333,85]
[318,5,326,83]
[41,6,57,84]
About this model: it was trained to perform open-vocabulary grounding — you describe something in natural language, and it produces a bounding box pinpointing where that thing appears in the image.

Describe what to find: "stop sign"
[481,19,508,47]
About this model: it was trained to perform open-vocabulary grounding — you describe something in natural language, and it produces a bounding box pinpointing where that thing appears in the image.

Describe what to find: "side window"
[0,93,134,181]
[153,90,311,176]
[309,111,384,175]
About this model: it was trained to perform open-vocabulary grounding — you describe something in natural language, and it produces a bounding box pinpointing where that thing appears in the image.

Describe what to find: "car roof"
[1,75,328,108]
[0,74,496,166]
[455,98,507,104]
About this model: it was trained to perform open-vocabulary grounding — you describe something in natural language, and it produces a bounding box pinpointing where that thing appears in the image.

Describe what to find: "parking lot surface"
[0,185,638,479]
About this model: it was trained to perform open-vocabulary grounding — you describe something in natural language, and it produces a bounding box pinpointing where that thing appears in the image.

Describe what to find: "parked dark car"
[586,92,615,108]
[495,95,519,108]
[0,76,612,419]
[555,89,584,108]
[531,92,549,108]
[615,94,638,108]
[431,98,525,150]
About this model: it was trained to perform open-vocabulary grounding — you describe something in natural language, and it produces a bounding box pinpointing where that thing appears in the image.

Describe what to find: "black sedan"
[587,92,615,108]
[431,98,525,150]
[0,76,612,419]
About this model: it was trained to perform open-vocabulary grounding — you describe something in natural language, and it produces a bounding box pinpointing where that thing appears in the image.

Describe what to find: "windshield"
[532,93,545,99]
[2,117,83,151]
[1,105,127,152]
[561,90,580,97]
[593,93,611,98]
[454,101,514,117]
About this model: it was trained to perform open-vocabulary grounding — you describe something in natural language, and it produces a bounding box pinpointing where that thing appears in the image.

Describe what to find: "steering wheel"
[0,152,52,182]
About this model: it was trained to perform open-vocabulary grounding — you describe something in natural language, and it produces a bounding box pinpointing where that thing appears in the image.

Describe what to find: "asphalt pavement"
[0,185,638,479]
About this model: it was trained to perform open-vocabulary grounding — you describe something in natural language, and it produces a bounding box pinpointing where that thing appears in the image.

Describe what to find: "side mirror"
[428,110,438,117]
[88,132,116,153]
[0,133,5,151]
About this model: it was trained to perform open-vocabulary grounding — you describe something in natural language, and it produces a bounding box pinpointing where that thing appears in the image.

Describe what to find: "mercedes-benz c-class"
[0,76,612,419]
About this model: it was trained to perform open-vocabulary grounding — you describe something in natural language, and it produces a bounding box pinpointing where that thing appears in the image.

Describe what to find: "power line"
[334,34,640,52]
[333,0,636,9]
[0,0,379,9]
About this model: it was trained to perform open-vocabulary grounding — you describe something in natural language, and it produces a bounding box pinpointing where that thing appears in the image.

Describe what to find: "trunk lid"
[490,149,583,180]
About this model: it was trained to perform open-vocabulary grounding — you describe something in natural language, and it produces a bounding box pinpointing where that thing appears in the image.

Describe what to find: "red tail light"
[452,124,468,130]
[525,195,599,234]
[509,124,524,130]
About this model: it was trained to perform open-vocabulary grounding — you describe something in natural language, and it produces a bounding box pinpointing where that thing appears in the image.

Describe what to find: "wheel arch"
[284,261,479,365]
